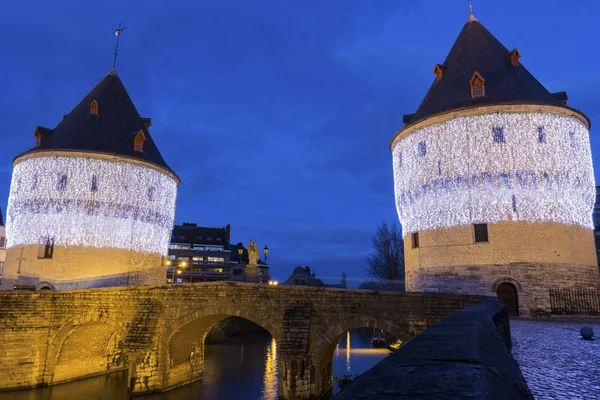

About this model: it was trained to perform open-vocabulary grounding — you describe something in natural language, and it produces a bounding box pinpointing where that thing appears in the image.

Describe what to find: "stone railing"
[332,297,533,400]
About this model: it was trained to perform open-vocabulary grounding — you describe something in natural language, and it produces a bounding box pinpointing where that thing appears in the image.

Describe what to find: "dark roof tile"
[20,70,175,175]
[408,17,564,125]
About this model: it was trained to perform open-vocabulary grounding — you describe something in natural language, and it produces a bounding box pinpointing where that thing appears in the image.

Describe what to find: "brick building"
[0,69,179,291]
[391,11,599,315]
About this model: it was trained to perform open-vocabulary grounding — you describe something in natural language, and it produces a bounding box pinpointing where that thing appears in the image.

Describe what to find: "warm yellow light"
[268,280,279,286]
[177,270,182,274]
[166,260,172,266]
[180,261,187,268]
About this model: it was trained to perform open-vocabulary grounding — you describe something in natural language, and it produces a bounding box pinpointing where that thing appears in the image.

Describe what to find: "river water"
[0,329,390,400]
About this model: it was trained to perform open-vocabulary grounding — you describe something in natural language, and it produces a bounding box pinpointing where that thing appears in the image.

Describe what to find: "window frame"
[473,224,489,243]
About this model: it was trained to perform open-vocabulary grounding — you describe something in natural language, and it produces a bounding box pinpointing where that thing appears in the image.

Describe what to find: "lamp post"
[263,245,269,263]
[237,243,244,263]
[180,261,188,283]
[166,260,175,283]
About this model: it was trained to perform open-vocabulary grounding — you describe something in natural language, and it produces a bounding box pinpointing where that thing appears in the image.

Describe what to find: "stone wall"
[0,245,164,290]
[405,220,600,316]
[0,283,483,399]
[332,297,533,400]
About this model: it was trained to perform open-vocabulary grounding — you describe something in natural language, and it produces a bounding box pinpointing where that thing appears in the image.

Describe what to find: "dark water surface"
[0,329,389,400]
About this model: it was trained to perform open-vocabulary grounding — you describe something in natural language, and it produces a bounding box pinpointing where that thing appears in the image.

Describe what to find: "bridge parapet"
[0,283,484,399]
[331,297,532,400]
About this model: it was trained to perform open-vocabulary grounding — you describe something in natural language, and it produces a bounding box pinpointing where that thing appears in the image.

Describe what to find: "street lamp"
[263,245,269,262]
[237,243,244,263]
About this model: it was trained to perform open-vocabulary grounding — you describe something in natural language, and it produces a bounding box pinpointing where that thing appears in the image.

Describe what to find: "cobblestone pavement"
[510,317,600,400]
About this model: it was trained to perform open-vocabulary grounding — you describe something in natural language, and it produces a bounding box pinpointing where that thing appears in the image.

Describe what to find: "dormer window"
[508,48,521,66]
[142,117,152,129]
[89,99,99,115]
[133,130,147,152]
[34,126,52,147]
[433,64,444,81]
[470,72,485,98]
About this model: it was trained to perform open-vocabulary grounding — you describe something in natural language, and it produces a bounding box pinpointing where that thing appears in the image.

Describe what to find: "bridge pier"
[127,348,163,394]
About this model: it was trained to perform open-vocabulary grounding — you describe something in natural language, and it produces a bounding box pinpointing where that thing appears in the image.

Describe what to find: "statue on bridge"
[248,240,259,266]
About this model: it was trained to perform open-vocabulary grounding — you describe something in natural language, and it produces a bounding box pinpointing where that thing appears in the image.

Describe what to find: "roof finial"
[112,22,127,71]
[467,0,478,22]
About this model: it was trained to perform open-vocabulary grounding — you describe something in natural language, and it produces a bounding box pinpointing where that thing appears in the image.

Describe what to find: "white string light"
[392,112,595,235]
[6,156,178,255]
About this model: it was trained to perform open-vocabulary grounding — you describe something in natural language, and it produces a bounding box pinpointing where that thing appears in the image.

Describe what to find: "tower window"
[512,195,517,212]
[538,126,545,143]
[474,224,488,243]
[89,99,99,115]
[38,237,55,259]
[438,160,442,176]
[569,132,576,148]
[469,72,486,98]
[417,141,427,157]
[397,152,403,168]
[433,64,444,81]
[147,186,156,201]
[133,130,146,152]
[411,232,420,248]
[492,126,505,143]
[91,175,98,192]
[57,174,68,190]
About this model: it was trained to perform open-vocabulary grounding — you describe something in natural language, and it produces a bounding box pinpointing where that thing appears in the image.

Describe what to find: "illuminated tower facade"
[0,70,179,290]
[391,14,599,315]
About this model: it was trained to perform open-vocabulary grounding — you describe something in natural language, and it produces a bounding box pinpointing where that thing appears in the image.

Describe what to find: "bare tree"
[364,221,405,291]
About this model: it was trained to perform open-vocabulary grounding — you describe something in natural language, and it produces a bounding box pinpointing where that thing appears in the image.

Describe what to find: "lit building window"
[193,256,203,261]
[207,257,225,263]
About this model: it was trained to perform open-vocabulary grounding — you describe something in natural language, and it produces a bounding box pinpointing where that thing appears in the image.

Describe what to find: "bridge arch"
[44,313,128,385]
[163,306,281,390]
[312,316,412,396]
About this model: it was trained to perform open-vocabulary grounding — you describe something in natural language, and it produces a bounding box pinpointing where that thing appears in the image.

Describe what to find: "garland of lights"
[6,156,178,255]
[392,112,595,235]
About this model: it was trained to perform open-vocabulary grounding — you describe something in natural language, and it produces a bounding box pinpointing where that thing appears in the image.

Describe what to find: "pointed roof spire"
[405,16,565,125]
[19,71,175,176]
[468,0,478,22]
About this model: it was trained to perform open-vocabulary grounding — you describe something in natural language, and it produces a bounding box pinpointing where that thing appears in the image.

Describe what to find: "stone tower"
[390,14,599,315]
[1,70,179,290]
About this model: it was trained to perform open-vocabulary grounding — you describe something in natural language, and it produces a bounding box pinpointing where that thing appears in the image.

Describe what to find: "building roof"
[405,16,565,126]
[19,70,175,175]
[171,223,231,247]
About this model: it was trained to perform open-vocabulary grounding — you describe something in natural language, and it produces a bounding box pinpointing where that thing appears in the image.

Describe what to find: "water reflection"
[0,329,389,400]
[261,337,278,400]
[331,329,391,395]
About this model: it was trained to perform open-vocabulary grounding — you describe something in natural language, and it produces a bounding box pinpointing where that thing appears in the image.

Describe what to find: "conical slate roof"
[406,16,564,126]
[20,70,175,175]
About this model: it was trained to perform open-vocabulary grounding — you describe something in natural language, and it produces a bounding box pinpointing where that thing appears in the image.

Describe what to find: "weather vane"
[112,22,127,70]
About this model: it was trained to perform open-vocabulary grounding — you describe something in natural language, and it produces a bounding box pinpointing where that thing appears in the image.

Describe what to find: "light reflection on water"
[0,329,389,400]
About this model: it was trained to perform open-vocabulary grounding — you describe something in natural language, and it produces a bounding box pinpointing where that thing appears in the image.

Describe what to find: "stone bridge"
[0,282,484,399]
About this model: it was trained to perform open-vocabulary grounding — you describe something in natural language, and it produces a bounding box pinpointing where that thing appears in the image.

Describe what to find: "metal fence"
[549,288,600,316]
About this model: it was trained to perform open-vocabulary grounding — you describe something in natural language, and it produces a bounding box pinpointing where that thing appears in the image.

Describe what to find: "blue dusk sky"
[1,1,599,286]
